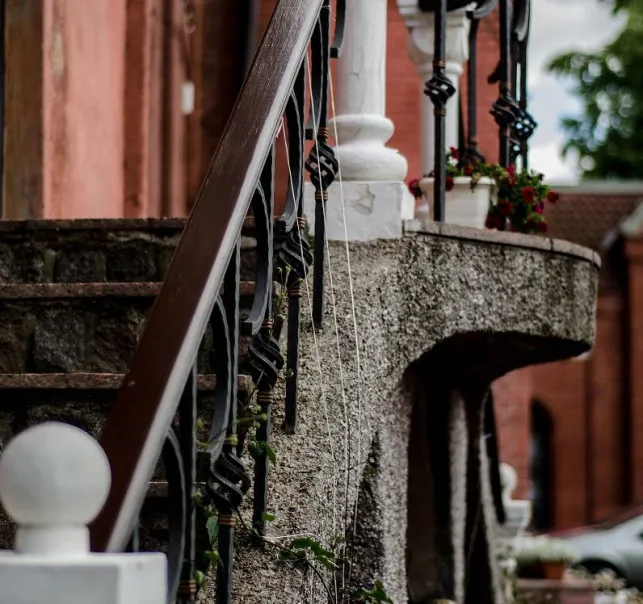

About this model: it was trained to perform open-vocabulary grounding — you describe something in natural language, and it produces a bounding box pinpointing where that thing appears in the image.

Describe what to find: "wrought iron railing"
[425,0,536,220]
[88,1,344,602]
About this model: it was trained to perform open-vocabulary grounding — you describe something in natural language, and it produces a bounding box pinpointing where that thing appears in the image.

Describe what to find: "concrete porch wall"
[222,225,599,603]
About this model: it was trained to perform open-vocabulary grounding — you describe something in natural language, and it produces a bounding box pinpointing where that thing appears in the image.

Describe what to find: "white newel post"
[397,1,471,177]
[499,463,532,543]
[498,463,532,600]
[304,0,414,241]
[0,422,166,604]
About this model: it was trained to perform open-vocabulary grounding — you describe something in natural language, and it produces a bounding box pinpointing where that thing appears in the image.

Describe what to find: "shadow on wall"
[405,359,502,604]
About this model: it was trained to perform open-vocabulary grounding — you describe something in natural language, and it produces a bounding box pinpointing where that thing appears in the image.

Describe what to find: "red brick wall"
[493,369,532,500]
[386,0,421,181]
[461,8,501,164]
[532,359,589,529]
[526,290,627,530]
[626,239,643,502]
[590,292,627,521]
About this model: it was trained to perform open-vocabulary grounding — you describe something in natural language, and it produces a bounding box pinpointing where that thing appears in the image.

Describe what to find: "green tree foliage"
[547,0,643,178]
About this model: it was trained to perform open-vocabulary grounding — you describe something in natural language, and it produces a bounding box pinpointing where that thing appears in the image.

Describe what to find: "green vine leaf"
[248,440,277,465]
[282,537,337,571]
[205,550,220,566]
[206,515,219,545]
[262,512,276,523]
[348,580,393,603]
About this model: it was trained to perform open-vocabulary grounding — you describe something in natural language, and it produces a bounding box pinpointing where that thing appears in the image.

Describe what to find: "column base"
[303,181,415,242]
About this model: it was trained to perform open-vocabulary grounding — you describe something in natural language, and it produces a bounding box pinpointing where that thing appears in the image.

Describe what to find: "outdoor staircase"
[0,217,266,550]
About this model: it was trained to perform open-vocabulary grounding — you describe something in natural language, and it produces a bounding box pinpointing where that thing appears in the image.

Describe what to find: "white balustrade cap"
[0,422,111,555]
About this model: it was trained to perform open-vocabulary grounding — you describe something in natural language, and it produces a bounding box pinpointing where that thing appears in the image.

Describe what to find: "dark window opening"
[530,401,554,531]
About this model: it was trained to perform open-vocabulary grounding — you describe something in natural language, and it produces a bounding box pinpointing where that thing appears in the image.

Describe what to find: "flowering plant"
[407,147,560,234]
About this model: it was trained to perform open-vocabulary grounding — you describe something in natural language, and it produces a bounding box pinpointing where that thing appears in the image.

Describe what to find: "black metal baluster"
[247,146,284,535]
[330,0,346,59]
[279,62,311,433]
[0,0,5,216]
[208,242,251,604]
[178,365,198,604]
[490,0,520,168]
[464,0,497,164]
[466,15,482,163]
[425,0,455,222]
[162,431,188,604]
[305,0,338,329]
[511,0,536,169]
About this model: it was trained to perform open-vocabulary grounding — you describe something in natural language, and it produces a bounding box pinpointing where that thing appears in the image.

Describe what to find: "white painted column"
[304,0,414,242]
[398,2,471,176]
[0,423,166,604]
[330,0,407,181]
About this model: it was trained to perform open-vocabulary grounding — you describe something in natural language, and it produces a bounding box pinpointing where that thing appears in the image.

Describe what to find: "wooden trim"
[3,0,45,219]
[160,0,186,216]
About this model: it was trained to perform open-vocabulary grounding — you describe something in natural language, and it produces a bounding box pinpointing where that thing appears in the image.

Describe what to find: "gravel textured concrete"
[221,227,599,603]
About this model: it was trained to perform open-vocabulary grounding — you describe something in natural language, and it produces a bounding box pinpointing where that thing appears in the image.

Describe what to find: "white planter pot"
[595,593,629,604]
[418,176,493,229]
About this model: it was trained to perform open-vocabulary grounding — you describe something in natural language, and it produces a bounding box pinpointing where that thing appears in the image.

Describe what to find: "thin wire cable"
[279,119,340,542]
[281,120,341,602]
[328,70,367,527]
[305,52,353,599]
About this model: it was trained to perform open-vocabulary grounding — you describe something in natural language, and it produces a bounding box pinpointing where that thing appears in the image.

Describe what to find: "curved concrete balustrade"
[229,225,598,604]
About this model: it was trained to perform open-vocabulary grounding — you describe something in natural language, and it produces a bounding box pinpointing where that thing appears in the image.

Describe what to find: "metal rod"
[425,0,453,223]
[498,0,511,166]
[467,19,479,156]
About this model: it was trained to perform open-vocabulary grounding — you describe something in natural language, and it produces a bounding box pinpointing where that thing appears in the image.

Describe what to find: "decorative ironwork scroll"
[306,0,339,328]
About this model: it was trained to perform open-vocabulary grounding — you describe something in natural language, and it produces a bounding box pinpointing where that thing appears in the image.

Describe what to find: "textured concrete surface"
[224,226,598,603]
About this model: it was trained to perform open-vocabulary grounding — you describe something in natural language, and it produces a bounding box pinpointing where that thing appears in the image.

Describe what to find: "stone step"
[0,280,276,374]
[0,371,254,452]
[0,372,256,551]
[0,372,252,392]
[0,217,257,284]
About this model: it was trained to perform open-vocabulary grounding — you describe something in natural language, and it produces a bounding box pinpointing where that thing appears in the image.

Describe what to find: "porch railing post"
[330,0,407,183]
[0,422,166,604]
[304,0,414,243]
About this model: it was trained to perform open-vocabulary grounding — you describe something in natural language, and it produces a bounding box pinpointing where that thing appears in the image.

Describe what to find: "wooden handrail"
[90,0,324,553]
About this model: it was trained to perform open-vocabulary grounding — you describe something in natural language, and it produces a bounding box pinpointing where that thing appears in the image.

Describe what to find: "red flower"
[521,186,535,203]
[535,201,544,215]
[497,199,514,216]
[463,164,473,176]
[507,164,516,177]
[408,178,422,199]
[536,220,548,233]
[446,175,455,192]
[485,214,502,230]
[449,146,460,160]
[547,190,559,204]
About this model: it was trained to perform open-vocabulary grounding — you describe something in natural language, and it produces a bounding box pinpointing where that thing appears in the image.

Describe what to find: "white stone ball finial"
[0,422,111,556]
